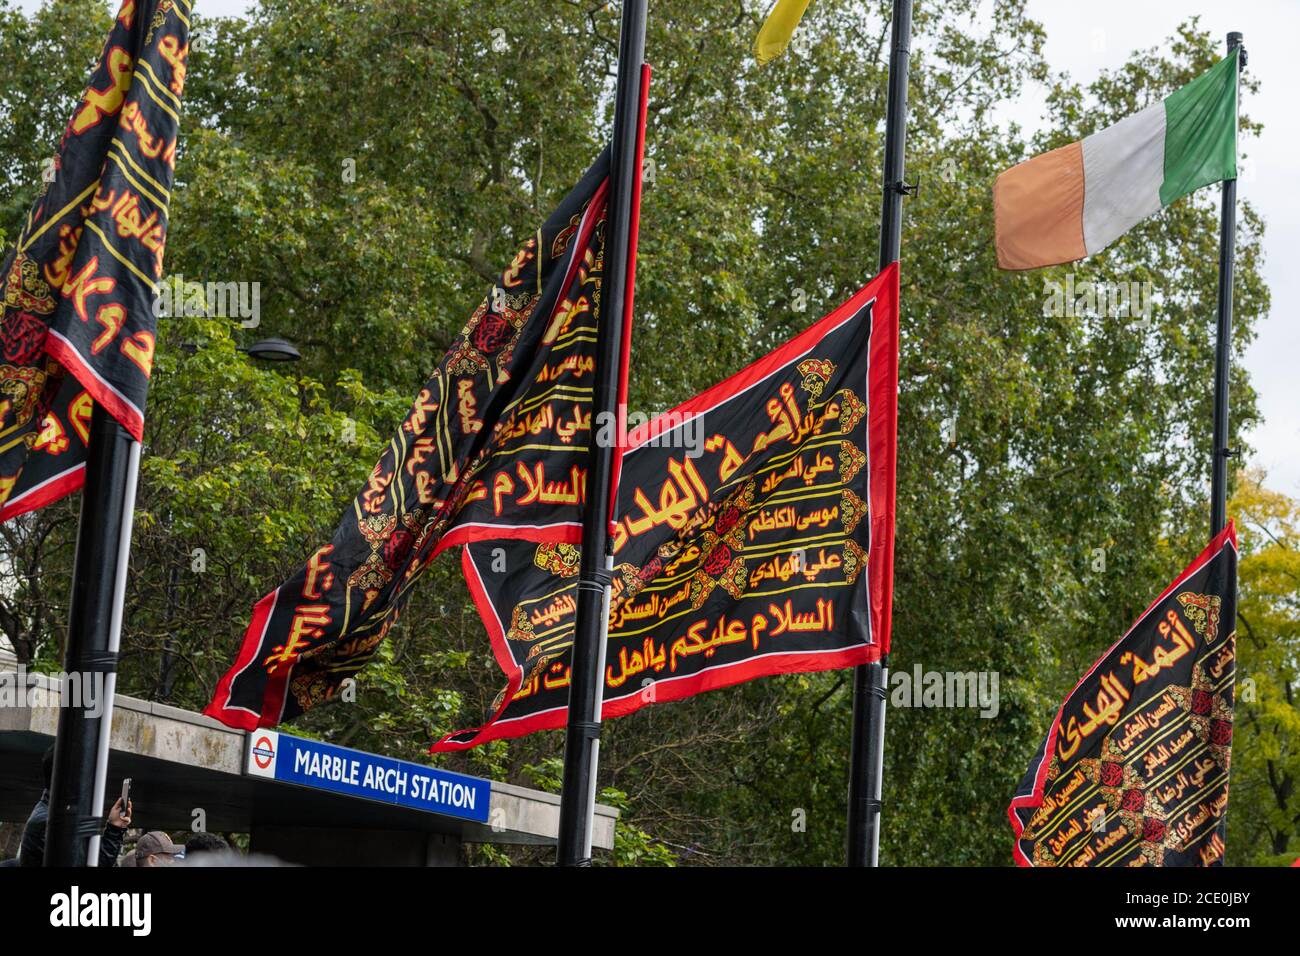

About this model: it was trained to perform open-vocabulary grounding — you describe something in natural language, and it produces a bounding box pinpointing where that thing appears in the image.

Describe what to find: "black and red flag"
[1009,524,1238,866]
[0,0,189,520]
[206,149,614,728]
[436,263,899,750]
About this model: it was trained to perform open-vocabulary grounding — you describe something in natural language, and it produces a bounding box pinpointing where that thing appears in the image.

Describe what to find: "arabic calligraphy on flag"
[1,0,190,520]
[437,263,900,750]
[1009,524,1238,866]
[205,149,613,729]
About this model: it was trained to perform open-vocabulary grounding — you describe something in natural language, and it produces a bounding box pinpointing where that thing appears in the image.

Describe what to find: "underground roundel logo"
[248,731,278,777]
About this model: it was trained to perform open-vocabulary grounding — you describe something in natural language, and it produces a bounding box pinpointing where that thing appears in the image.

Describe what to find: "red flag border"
[434,262,901,751]
[1006,520,1239,866]
[0,460,86,522]
[437,517,873,750]
[1,0,177,521]
[203,174,612,730]
[46,329,146,441]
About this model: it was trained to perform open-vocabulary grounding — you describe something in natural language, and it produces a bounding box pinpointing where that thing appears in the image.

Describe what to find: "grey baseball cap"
[135,831,184,860]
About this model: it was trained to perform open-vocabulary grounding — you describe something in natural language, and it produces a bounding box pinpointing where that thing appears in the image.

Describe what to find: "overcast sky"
[14,0,1297,495]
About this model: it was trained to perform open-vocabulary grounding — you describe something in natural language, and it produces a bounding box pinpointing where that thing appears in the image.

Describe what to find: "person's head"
[134,831,183,867]
[184,832,228,857]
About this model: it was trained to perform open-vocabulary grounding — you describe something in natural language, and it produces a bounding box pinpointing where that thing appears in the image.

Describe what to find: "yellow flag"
[754,0,813,66]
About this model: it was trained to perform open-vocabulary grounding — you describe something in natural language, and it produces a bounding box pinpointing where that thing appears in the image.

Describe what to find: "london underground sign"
[244,730,490,823]
[250,733,276,771]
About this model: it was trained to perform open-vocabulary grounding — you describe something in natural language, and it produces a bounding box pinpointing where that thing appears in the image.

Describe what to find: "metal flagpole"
[44,408,140,866]
[847,0,913,868]
[556,0,648,866]
[1210,31,1244,539]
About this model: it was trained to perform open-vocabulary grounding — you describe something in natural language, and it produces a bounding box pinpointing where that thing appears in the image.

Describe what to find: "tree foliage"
[1228,470,1300,865]
[1,0,1288,865]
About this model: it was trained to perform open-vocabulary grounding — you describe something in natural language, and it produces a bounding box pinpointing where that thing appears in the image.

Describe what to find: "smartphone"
[120,777,131,808]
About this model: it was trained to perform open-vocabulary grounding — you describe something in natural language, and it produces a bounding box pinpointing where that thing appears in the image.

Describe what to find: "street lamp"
[238,336,302,363]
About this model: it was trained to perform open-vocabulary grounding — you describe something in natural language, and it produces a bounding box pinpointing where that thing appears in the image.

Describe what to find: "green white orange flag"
[994,49,1239,271]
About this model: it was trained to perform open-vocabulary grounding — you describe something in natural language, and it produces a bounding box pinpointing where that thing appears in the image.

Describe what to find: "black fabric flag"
[207,150,612,728]
[435,264,900,750]
[1,0,189,519]
[1009,524,1238,866]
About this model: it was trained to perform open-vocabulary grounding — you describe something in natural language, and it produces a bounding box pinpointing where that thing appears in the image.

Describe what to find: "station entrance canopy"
[0,670,616,865]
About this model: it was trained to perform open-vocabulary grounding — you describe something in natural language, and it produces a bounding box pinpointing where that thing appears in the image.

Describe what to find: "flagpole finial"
[1228,32,1246,68]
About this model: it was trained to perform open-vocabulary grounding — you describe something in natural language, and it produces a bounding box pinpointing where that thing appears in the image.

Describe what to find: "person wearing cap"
[135,831,184,866]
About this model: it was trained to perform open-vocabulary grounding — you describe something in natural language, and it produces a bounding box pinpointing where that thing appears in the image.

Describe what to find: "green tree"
[0,0,1276,865]
[1228,469,1300,866]
[0,0,112,226]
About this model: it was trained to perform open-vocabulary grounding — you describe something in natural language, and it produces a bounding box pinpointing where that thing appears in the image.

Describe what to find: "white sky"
[14,0,1297,495]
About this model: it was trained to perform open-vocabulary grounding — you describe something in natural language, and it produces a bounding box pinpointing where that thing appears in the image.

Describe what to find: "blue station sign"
[245,729,490,823]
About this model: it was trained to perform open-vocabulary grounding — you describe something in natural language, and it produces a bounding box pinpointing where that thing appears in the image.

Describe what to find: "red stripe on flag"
[203,588,280,730]
[0,463,86,522]
[44,331,146,442]
[1007,521,1239,866]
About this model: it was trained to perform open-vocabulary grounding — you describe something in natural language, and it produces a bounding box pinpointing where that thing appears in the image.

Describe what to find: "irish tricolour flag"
[994,49,1239,271]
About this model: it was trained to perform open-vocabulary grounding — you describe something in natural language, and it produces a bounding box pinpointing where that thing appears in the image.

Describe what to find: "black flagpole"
[847,0,913,868]
[44,408,140,866]
[556,0,648,866]
[1210,31,1243,538]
